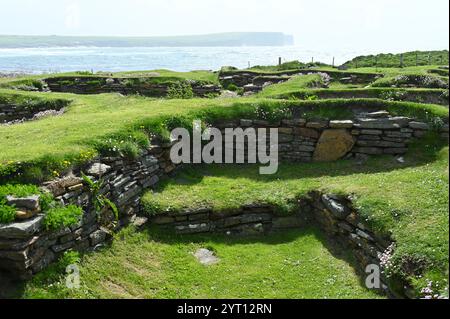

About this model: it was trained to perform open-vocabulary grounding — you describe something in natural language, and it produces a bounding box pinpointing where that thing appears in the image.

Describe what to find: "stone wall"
[0,101,66,124]
[212,113,449,163]
[0,113,448,284]
[0,142,177,279]
[219,70,381,92]
[149,192,394,296]
[44,77,221,98]
[286,90,449,106]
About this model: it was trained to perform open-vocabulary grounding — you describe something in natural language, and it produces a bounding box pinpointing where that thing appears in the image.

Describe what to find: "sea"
[0,46,373,74]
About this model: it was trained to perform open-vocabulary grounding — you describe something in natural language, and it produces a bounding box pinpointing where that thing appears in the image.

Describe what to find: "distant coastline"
[0,32,294,49]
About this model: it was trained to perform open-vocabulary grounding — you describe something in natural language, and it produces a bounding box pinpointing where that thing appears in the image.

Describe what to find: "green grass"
[0,89,447,183]
[142,136,449,297]
[257,74,324,98]
[263,87,448,105]
[342,50,449,68]
[18,226,382,299]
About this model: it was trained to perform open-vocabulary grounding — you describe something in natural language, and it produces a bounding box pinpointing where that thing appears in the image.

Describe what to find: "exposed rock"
[89,229,108,246]
[321,195,352,219]
[295,128,320,139]
[6,195,40,211]
[306,120,329,129]
[363,111,390,118]
[409,121,430,130]
[0,215,44,239]
[15,210,39,220]
[219,90,239,98]
[86,163,111,177]
[194,248,219,266]
[313,129,355,162]
[43,175,83,197]
[330,120,354,129]
[358,117,410,129]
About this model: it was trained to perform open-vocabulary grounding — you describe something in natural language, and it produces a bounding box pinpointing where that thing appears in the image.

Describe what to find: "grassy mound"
[342,50,449,68]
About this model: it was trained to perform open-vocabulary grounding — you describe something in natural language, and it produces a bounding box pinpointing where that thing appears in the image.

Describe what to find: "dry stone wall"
[44,77,221,97]
[219,70,381,93]
[0,143,178,279]
[0,101,66,124]
[212,113,449,163]
[0,113,448,282]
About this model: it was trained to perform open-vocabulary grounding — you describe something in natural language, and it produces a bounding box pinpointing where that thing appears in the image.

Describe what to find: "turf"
[18,226,382,299]
[142,137,449,297]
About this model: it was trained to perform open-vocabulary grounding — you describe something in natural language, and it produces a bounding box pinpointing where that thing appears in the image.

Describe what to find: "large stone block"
[313,129,355,162]
[0,215,44,239]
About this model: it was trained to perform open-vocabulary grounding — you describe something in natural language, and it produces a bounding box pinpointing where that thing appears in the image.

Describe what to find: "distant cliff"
[0,32,294,48]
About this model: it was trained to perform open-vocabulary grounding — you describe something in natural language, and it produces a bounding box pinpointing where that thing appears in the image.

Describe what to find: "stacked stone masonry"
[0,113,448,287]
[0,102,66,124]
[0,144,178,279]
[44,77,221,98]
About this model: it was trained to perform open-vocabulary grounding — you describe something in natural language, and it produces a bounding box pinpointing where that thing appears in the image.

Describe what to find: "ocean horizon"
[0,46,382,74]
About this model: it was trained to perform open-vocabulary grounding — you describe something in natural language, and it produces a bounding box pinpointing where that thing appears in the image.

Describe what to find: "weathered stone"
[313,129,355,162]
[175,223,210,234]
[51,241,75,253]
[0,215,44,239]
[278,127,293,134]
[364,111,390,118]
[353,147,383,155]
[43,176,83,197]
[306,120,329,129]
[337,222,354,233]
[89,229,108,246]
[409,121,430,130]
[31,250,55,274]
[194,248,219,266]
[294,128,320,139]
[356,229,375,241]
[240,119,253,127]
[383,148,408,154]
[359,135,381,141]
[357,140,406,148]
[278,134,293,143]
[15,209,38,220]
[358,117,410,129]
[360,129,383,135]
[6,195,40,211]
[321,195,351,219]
[0,236,38,250]
[86,163,111,177]
[330,120,354,129]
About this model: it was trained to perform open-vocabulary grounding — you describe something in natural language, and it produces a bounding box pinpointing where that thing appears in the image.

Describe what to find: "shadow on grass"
[138,224,375,297]
[2,225,376,299]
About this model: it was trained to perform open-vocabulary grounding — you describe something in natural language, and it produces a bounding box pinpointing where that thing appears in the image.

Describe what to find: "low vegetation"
[142,135,449,298]
[342,50,449,68]
[0,52,448,299]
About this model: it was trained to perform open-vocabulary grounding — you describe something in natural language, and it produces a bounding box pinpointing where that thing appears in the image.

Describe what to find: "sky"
[0,0,449,52]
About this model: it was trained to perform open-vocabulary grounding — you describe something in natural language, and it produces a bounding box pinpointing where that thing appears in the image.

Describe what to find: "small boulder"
[321,195,351,219]
[86,163,111,177]
[194,248,220,266]
[6,195,40,211]
[313,129,355,162]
